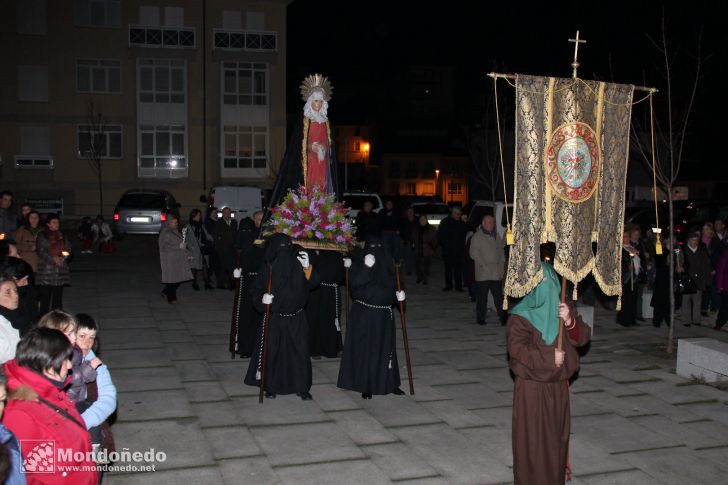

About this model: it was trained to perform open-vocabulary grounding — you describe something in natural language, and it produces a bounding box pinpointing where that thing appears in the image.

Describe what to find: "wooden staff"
[258,266,273,403]
[557,275,568,351]
[228,255,242,359]
[395,265,415,395]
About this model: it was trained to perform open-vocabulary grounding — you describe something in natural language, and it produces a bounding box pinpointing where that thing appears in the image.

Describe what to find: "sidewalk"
[64,236,728,484]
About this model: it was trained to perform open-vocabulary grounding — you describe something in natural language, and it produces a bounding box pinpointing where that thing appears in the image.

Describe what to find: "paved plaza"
[63,236,728,485]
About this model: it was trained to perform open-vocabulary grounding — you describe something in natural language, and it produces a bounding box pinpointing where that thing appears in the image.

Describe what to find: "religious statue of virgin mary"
[269,74,339,208]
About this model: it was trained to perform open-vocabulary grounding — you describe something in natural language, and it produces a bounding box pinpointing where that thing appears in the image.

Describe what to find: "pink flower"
[315,231,323,239]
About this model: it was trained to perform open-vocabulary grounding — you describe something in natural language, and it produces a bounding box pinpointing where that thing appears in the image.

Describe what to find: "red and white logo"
[20,440,55,473]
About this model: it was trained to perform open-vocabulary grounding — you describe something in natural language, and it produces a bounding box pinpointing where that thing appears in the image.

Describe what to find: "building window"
[245,11,265,30]
[389,182,400,195]
[16,126,52,169]
[75,0,121,28]
[448,182,463,195]
[77,59,120,94]
[139,125,186,171]
[17,65,48,102]
[405,161,418,178]
[388,160,400,177]
[406,183,416,195]
[16,0,47,35]
[222,62,267,105]
[139,59,185,103]
[355,142,360,151]
[223,125,267,169]
[78,125,122,158]
[422,182,435,195]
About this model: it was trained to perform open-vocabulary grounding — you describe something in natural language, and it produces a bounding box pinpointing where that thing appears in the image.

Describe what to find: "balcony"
[129,24,195,49]
[213,29,277,52]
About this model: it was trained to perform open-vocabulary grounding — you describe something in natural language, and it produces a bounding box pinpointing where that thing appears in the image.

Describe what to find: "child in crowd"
[37,311,102,446]
[77,217,94,254]
[0,370,25,485]
[74,313,116,457]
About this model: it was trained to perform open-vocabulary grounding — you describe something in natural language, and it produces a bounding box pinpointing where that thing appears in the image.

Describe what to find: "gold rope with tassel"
[649,94,663,255]
[493,77,513,245]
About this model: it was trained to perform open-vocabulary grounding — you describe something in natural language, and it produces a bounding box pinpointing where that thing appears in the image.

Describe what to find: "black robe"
[268,116,339,213]
[337,244,401,395]
[244,235,319,395]
[235,243,266,357]
[306,250,344,358]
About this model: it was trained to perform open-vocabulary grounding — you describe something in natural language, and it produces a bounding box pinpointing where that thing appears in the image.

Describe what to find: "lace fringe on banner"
[505,266,545,299]
[553,258,595,293]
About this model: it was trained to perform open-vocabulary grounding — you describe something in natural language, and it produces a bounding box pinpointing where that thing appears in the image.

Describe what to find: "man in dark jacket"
[380,200,401,263]
[214,207,238,290]
[437,206,468,291]
[0,191,17,242]
[400,207,418,275]
[683,231,712,326]
[355,200,381,243]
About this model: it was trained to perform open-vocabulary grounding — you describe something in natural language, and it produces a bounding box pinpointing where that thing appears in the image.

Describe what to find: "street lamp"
[435,169,440,198]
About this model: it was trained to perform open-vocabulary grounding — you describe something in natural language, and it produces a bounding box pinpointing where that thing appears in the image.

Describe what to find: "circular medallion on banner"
[546,122,600,203]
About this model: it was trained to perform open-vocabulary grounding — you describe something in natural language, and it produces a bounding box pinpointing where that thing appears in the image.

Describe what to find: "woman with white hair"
[268,74,339,207]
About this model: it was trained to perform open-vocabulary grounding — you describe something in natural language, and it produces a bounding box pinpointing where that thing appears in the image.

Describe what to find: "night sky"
[287,0,724,180]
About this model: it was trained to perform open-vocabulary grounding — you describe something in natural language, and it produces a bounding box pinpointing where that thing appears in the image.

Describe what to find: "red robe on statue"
[306,121,329,192]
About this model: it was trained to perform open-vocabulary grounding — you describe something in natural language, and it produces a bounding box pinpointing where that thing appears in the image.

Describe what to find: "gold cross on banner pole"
[568,30,587,78]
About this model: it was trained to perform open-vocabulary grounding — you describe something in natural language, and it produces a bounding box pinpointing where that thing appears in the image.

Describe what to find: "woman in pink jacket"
[2,327,97,485]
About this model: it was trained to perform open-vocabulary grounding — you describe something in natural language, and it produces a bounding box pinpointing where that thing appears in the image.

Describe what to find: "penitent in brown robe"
[507,306,591,485]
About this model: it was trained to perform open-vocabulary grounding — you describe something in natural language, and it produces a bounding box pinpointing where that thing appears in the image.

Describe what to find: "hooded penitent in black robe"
[234,241,266,357]
[244,233,319,395]
[337,237,401,395]
[306,250,344,358]
[268,117,339,212]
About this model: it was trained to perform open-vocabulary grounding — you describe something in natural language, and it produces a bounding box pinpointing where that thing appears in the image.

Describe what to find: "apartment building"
[0,0,288,216]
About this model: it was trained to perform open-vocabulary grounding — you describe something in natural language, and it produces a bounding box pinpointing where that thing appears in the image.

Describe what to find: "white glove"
[262,293,274,305]
[233,268,242,279]
[179,242,186,249]
[297,251,310,268]
[343,257,352,268]
[364,254,375,267]
[396,290,406,302]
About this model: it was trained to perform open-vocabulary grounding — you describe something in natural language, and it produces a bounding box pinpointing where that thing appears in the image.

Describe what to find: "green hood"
[510,262,561,345]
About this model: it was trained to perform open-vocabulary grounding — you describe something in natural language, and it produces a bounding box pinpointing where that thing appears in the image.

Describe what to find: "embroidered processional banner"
[504,75,634,303]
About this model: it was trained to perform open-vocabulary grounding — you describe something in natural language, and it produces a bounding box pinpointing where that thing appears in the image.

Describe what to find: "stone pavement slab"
[62,237,728,484]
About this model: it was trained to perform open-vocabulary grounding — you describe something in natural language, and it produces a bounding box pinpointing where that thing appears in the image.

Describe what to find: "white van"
[342,192,383,219]
[466,201,513,240]
[201,186,263,220]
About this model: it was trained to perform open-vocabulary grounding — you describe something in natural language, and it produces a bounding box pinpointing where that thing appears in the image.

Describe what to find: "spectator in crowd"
[437,206,468,292]
[203,208,219,286]
[0,259,36,336]
[2,327,98,484]
[629,227,648,322]
[682,230,712,327]
[617,230,640,327]
[75,314,116,456]
[355,200,381,243]
[470,215,506,325]
[400,207,418,276]
[214,207,237,290]
[380,200,401,263]
[414,215,437,284]
[651,234,680,328]
[35,214,71,314]
[186,209,212,291]
[0,191,17,242]
[77,216,94,254]
[92,215,114,253]
[0,370,25,485]
[158,213,192,304]
[0,277,21,364]
[714,244,728,330]
[16,203,32,230]
[14,211,41,272]
[709,218,728,313]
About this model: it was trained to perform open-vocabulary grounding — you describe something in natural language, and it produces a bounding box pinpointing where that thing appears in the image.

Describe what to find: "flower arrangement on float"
[264,186,354,250]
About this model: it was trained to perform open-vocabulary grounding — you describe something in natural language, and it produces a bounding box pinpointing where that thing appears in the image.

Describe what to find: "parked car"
[411,201,450,226]
[113,190,179,235]
[466,200,513,239]
[201,185,263,220]
[625,200,728,240]
[343,192,383,219]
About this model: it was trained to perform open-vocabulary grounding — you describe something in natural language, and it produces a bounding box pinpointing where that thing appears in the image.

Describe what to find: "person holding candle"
[35,214,71,313]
